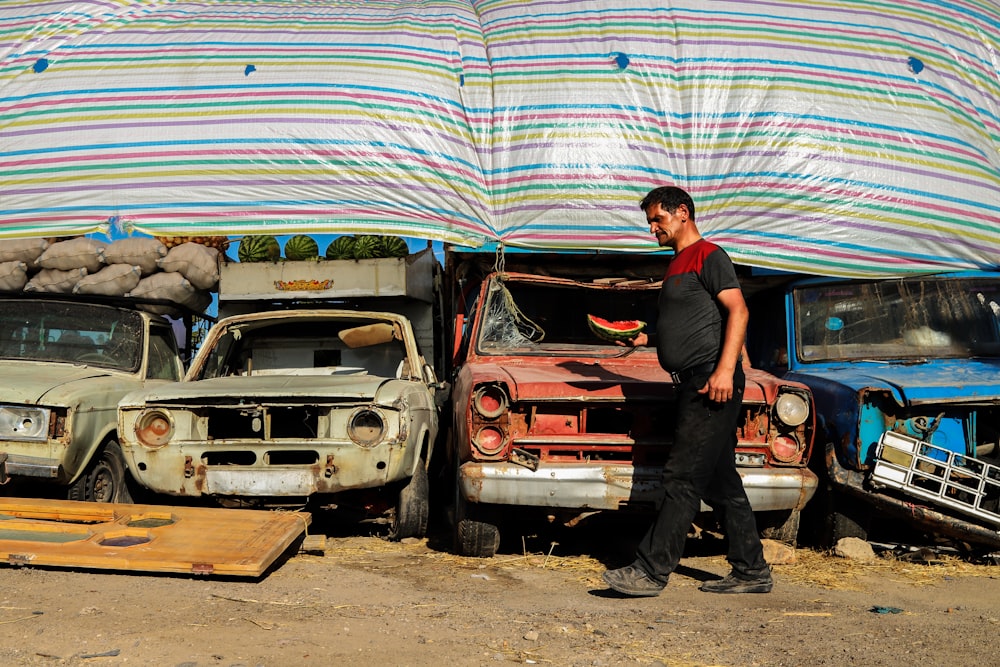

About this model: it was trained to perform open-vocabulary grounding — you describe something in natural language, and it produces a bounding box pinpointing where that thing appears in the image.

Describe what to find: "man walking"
[602,185,772,597]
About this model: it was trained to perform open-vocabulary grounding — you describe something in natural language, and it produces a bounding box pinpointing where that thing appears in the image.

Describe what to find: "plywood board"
[0,497,310,577]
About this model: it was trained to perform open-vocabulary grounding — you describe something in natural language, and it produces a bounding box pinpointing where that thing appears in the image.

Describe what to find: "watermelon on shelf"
[378,235,409,258]
[586,314,646,342]
[325,235,356,260]
[237,235,281,263]
[352,235,381,259]
[284,234,319,261]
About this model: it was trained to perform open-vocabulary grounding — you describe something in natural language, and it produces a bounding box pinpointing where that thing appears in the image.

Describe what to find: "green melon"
[352,235,381,259]
[325,235,356,260]
[378,235,409,258]
[284,234,319,261]
[587,314,646,341]
[237,235,281,263]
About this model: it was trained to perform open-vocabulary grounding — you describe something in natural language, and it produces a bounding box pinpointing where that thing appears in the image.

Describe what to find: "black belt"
[670,362,716,384]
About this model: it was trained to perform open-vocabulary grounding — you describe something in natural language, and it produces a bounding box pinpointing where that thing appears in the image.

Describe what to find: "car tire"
[453,476,500,558]
[389,458,429,540]
[804,486,868,547]
[456,513,500,558]
[758,508,801,546]
[67,440,134,504]
[830,507,869,543]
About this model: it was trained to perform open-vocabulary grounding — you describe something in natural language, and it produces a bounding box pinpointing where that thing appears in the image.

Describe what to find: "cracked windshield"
[477,277,660,356]
[0,300,142,371]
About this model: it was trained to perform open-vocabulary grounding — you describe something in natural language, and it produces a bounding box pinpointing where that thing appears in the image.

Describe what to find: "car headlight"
[774,392,809,427]
[0,406,51,440]
[135,409,174,449]
[348,408,385,446]
[473,384,509,419]
[769,435,804,463]
[473,425,507,455]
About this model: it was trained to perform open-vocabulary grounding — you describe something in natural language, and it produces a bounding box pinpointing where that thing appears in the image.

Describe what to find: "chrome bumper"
[457,461,818,512]
[0,452,61,482]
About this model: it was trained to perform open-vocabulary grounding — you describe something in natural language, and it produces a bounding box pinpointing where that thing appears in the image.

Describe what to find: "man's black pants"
[635,365,768,583]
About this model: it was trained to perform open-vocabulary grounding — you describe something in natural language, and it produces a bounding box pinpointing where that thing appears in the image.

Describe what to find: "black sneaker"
[699,570,773,594]
[602,564,666,597]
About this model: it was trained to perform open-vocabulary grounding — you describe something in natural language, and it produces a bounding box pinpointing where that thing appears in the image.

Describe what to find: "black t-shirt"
[655,239,741,372]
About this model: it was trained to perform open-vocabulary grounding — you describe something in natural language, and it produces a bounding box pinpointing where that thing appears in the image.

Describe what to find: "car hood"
[122,373,392,405]
[788,358,1000,404]
[0,362,123,405]
[466,358,771,402]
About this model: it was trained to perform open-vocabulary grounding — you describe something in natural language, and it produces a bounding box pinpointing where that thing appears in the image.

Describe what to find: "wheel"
[67,440,134,504]
[802,483,869,548]
[757,509,801,546]
[453,470,500,558]
[388,458,429,540]
[830,507,868,542]
[456,513,501,558]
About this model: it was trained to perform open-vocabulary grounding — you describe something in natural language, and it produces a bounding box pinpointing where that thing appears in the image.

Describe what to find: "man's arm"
[699,286,749,402]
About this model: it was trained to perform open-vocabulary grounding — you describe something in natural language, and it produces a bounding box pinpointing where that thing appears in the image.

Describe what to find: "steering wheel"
[77,352,111,364]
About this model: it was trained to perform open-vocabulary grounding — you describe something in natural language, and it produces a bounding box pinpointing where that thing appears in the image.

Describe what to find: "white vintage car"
[0,294,185,503]
[118,309,443,539]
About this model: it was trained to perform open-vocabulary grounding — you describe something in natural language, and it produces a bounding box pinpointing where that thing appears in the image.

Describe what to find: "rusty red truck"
[444,247,818,557]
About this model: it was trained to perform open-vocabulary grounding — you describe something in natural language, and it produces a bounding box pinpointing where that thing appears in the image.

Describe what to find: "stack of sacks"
[0,236,219,317]
[0,238,52,290]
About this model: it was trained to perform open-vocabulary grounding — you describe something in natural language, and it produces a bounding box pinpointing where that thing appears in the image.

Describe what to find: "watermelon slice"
[587,314,646,341]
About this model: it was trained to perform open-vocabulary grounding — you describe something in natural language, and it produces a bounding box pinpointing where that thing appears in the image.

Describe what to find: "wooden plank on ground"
[0,497,310,577]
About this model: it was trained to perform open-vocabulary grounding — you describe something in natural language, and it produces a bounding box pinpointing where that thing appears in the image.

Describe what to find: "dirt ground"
[0,507,998,667]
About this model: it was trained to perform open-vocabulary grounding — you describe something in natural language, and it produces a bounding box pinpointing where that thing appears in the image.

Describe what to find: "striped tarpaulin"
[1,1,998,277]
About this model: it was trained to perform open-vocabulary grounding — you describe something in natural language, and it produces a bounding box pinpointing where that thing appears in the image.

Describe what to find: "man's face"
[646,202,687,248]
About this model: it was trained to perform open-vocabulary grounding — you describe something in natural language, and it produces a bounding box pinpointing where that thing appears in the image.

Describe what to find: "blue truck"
[746,271,1000,552]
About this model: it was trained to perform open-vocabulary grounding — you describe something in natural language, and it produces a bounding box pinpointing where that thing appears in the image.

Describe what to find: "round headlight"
[769,435,803,463]
[348,408,385,446]
[473,384,508,419]
[473,425,507,455]
[135,409,174,449]
[775,392,809,427]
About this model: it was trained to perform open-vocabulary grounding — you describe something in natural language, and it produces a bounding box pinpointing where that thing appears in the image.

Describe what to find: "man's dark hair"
[639,186,695,220]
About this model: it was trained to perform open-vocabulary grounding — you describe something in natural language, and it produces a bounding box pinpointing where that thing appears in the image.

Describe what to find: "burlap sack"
[0,261,28,291]
[37,237,105,273]
[127,272,197,316]
[25,267,88,293]
[157,242,220,290]
[73,264,142,297]
[101,237,167,276]
[0,239,49,270]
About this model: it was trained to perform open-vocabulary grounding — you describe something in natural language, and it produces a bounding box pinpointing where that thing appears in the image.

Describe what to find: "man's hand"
[698,368,734,403]
[615,332,648,347]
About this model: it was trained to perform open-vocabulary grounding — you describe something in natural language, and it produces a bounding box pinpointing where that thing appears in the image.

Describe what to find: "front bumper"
[457,461,818,512]
[126,439,415,497]
[0,452,61,483]
[826,441,1000,549]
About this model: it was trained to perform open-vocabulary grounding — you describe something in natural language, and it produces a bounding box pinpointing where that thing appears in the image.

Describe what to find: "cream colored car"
[0,295,184,502]
[118,309,443,539]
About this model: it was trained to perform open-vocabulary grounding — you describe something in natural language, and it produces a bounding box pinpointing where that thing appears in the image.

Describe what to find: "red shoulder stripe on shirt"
[665,239,720,278]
